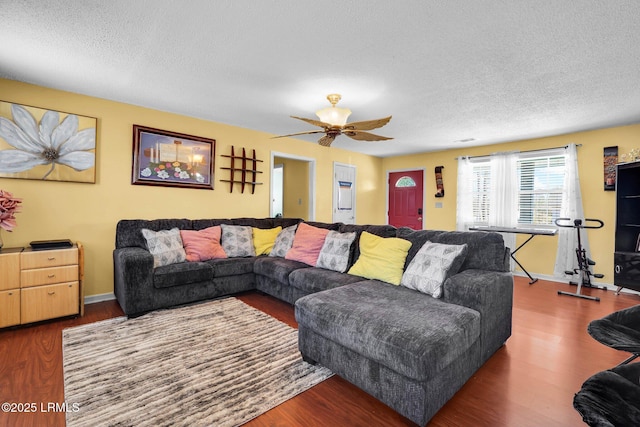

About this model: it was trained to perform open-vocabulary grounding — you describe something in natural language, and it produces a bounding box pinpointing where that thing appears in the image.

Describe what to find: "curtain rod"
[455,143,582,160]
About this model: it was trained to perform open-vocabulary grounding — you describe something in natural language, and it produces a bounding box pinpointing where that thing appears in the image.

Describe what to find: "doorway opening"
[270,152,316,220]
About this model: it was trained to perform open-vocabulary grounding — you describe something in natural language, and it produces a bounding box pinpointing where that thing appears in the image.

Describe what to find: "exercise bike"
[554,218,606,301]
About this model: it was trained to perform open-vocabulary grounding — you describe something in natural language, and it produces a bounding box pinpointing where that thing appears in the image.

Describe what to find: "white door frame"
[386,167,427,226]
[270,151,316,220]
[333,161,357,224]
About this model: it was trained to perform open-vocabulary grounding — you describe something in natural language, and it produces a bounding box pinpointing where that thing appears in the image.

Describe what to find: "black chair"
[574,362,640,427]
[588,305,640,365]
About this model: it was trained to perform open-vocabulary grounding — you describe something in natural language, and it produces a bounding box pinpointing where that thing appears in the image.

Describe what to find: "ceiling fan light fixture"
[315,93,352,126]
[315,106,352,126]
[273,92,392,147]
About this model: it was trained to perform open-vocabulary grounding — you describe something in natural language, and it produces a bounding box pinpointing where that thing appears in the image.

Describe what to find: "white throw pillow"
[316,230,357,272]
[141,228,187,267]
[220,224,256,257]
[401,241,467,298]
[269,224,298,257]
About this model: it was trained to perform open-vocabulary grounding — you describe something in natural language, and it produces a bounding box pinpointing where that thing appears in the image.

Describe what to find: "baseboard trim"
[512,271,640,296]
[84,293,116,305]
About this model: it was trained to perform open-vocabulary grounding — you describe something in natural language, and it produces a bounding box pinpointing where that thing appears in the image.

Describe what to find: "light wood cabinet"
[0,288,20,328]
[21,264,79,288]
[0,243,84,328]
[20,282,79,324]
[0,247,22,328]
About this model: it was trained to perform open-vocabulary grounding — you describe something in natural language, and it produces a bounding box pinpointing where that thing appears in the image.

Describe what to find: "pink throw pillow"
[180,226,227,262]
[285,222,330,266]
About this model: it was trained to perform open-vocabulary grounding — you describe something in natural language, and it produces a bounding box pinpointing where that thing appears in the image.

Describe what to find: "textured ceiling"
[1,0,640,157]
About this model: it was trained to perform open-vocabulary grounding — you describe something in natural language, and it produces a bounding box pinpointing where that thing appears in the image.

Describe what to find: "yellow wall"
[3,77,637,296]
[383,126,640,281]
[273,157,309,219]
[0,78,384,297]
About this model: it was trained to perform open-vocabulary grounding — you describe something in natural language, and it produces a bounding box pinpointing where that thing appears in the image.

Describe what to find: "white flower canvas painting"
[0,101,96,183]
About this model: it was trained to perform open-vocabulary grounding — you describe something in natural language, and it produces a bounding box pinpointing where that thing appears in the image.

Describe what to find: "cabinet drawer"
[21,265,78,288]
[21,282,79,324]
[0,289,20,328]
[20,247,78,269]
[0,251,20,291]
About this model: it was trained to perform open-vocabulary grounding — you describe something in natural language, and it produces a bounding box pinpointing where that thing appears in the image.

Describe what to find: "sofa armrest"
[442,269,513,361]
[113,247,155,316]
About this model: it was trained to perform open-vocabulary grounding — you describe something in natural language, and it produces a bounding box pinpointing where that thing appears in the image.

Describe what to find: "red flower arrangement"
[0,190,22,232]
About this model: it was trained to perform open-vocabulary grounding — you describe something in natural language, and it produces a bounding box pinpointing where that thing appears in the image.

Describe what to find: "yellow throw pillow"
[252,226,282,255]
[347,231,411,285]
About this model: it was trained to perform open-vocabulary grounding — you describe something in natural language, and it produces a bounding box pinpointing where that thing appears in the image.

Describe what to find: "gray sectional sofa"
[113,217,513,426]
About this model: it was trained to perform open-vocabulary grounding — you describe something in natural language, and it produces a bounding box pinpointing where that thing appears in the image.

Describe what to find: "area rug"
[62,297,333,427]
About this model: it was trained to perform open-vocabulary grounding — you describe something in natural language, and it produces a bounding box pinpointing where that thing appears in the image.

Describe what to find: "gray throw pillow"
[316,230,357,272]
[220,224,256,257]
[141,227,187,267]
[269,224,298,257]
[400,241,467,298]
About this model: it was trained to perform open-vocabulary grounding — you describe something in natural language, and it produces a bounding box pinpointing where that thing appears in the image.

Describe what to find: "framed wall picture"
[131,125,215,190]
[0,101,97,183]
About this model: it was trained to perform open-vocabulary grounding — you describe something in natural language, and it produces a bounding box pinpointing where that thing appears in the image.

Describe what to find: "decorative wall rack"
[220,146,263,193]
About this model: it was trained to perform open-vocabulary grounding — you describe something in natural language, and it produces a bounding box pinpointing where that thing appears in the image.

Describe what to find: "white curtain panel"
[489,151,518,270]
[456,156,474,231]
[554,143,588,277]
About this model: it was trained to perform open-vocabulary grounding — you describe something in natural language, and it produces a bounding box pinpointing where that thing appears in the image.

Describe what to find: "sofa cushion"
[289,267,365,294]
[430,231,507,272]
[220,224,256,257]
[141,228,187,267]
[153,262,213,288]
[295,280,481,381]
[316,230,357,273]
[285,222,330,266]
[347,231,411,285]
[180,226,227,262]
[252,226,282,255]
[205,257,256,277]
[116,219,193,249]
[395,227,446,267]
[304,221,341,231]
[254,257,310,284]
[269,224,298,258]
[401,242,468,298]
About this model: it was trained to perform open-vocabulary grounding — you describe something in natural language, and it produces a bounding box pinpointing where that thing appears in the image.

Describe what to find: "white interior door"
[271,163,283,217]
[333,162,356,224]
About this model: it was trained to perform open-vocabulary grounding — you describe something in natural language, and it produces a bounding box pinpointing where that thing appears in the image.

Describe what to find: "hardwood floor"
[0,277,637,426]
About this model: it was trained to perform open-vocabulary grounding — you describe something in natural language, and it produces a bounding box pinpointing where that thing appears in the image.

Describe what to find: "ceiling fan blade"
[344,130,393,141]
[318,134,336,147]
[271,130,325,139]
[343,116,392,131]
[290,116,332,128]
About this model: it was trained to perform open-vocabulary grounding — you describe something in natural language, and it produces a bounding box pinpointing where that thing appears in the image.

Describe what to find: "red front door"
[388,170,424,230]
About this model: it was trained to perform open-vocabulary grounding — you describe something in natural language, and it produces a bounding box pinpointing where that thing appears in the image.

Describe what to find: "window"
[470,163,491,224]
[395,176,416,187]
[517,155,565,225]
[462,150,566,227]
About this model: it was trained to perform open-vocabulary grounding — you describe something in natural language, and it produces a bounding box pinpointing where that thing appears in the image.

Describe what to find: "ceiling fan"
[273,94,393,147]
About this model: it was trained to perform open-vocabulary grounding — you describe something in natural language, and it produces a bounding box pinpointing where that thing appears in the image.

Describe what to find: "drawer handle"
[47,257,56,261]
[48,274,56,278]
[48,291,56,295]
